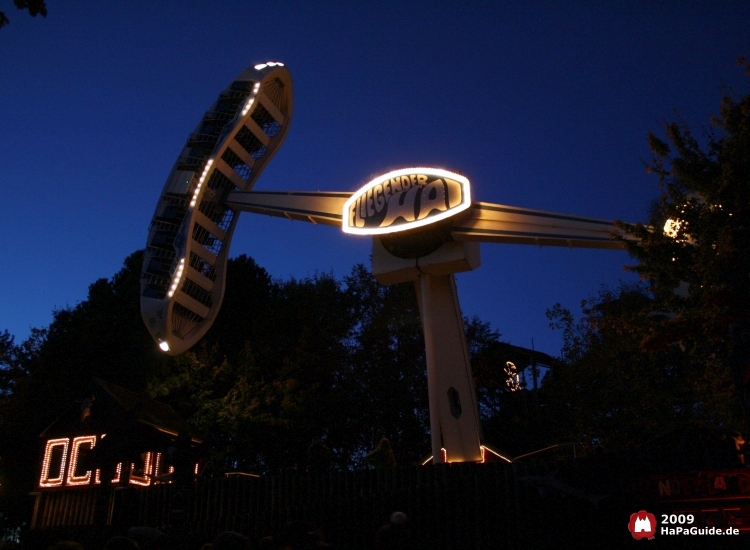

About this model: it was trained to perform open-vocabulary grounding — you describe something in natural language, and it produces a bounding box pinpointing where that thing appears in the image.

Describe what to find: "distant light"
[663,218,681,238]
[159,341,170,352]
[254,61,284,71]
[241,98,255,116]
[663,217,695,244]
[129,452,154,486]
[481,445,513,464]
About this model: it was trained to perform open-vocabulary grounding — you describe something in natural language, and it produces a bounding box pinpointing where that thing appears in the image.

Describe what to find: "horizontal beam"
[451,202,632,250]
[226,192,635,249]
[226,190,350,226]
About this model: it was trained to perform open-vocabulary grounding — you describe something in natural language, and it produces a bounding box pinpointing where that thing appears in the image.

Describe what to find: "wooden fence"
[31,456,748,549]
[31,462,585,549]
[28,428,750,548]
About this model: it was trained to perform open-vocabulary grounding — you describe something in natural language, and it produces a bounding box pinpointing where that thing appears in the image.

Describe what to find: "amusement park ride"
[140,62,633,464]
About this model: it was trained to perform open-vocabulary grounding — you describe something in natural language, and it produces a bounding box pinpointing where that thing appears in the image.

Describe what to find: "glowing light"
[166,258,186,299]
[129,452,154,486]
[66,436,97,486]
[152,453,167,483]
[342,167,471,235]
[480,445,513,464]
[663,218,682,239]
[199,160,213,181]
[112,463,122,484]
[93,435,106,484]
[189,160,214,209]
[421,445,511,465]
[241,98,255,116]
[254,61,284,70]
[663,217,696,244]
[151,452,176,483]
[159,341,170,352]
[39,438,69,488]
[421,447,448,465]
[504,361,522,392]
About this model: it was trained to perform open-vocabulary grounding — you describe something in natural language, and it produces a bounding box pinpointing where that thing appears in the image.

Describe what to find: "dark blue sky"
[2,2,748,355]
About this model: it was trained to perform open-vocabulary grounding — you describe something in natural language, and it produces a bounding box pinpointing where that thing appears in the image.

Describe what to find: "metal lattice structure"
[141,63,292,355]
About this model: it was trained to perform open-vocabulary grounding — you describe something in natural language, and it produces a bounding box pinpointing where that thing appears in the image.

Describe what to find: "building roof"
[40,378,201,444]
[490,342,562,369]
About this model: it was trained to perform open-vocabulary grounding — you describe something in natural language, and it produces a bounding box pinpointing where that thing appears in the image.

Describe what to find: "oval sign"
[342,168,471,235]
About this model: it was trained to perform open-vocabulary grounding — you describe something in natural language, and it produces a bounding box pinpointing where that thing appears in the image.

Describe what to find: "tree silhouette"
[617,60,750,418]
[0,0,47,29]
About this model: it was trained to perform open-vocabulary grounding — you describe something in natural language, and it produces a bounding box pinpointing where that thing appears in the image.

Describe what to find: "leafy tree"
[543,284,739,454]
[149,262,435,473]
[0,251,165,528]
[339,265,430,467]
[617,60,750,417]
[0,247,506,536]
[470,326,566,457]
[0,0,47,29]
[149,260,508,473]
[538,67,750,453]
[15,251,165,400]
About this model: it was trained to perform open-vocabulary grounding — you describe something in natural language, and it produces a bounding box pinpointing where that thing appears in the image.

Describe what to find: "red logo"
[628,510,657,539]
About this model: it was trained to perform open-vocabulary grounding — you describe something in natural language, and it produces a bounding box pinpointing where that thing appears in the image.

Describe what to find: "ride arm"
[225,190,352,227]
[451,201,633,250]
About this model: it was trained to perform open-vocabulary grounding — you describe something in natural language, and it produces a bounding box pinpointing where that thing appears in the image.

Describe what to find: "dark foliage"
[538,62,750,455]
[615,61,750,417]
[0,249,507,525]
[0,0,47,29]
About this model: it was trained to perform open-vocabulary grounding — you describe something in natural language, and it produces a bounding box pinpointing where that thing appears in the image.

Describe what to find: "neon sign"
[39,439,69,488]
[65,436,97,486]
[342,168,471,235]
[39,436,192,488]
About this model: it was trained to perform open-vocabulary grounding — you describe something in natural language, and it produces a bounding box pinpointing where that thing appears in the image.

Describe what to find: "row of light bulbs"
[241,82,262,117]
[157,62,283,352]
[166,258,186,299]
[39,436,176,488]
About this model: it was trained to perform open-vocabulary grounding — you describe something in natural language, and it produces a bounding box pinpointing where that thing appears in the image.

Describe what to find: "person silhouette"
[365,437,396,469]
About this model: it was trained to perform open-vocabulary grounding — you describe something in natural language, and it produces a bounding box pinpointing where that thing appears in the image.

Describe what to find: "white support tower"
[225,169,634,463]
[142,64,635,463]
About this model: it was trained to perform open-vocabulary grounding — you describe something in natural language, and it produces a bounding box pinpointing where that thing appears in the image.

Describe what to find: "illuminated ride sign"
[342,168,471,235]
[38,435,197,488]
[143,60,635,464]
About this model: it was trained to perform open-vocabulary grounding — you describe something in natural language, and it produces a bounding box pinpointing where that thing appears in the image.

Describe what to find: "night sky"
[2,2,748,356]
